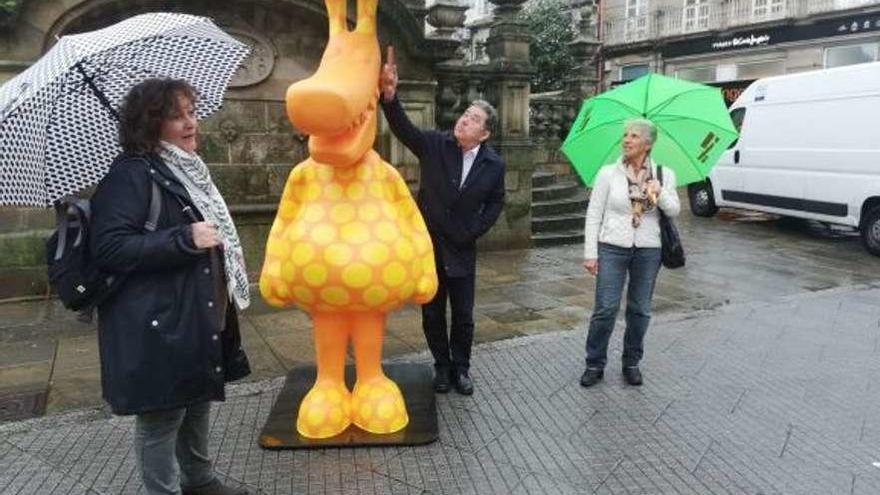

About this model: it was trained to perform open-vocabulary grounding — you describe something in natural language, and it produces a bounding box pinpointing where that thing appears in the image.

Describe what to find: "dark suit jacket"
[381,96,505,277]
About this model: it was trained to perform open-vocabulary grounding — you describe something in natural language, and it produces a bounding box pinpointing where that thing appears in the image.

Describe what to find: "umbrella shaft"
[74,62,120,122]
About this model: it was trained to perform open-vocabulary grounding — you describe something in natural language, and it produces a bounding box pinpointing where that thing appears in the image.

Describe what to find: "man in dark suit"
[379,46,506,395]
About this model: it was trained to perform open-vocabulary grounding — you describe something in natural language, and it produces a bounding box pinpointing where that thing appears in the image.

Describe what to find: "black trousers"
[421,261,476,374]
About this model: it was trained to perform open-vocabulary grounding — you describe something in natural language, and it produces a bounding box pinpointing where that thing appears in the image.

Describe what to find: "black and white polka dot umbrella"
[0,12,249,207]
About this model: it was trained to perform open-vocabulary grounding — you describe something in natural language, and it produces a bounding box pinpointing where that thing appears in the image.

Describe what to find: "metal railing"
[603,0,880,45]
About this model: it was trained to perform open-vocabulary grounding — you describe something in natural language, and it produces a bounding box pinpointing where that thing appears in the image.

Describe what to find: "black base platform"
[258,362,438,449]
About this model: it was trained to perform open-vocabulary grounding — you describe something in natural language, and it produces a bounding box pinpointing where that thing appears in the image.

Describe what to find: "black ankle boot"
[622,366,643,386]
[579,368,604,388]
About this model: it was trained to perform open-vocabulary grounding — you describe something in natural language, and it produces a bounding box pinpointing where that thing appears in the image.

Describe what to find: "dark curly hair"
[118,78,198,154]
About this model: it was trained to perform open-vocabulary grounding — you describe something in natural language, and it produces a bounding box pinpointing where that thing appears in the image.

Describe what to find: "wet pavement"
[3,203,880,493]
[3,206,879,418]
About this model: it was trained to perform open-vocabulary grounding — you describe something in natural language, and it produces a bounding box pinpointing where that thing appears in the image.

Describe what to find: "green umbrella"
[561,73,739,187]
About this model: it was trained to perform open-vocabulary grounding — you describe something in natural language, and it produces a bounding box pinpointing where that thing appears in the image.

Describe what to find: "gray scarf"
[159,142,250,310]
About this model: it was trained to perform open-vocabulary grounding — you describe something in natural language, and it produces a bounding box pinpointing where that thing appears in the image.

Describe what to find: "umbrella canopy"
[561,73,738,187]
[0,12,249,207]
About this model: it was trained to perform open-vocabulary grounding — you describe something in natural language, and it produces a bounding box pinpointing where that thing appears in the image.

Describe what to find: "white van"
[687,61,880,255]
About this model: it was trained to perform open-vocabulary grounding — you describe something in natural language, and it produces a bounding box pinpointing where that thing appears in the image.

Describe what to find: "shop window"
[620,64,651,82]
[676,66,715,82]
[736,60,784,79]
[825,43,878,68]
[716,64,737,82]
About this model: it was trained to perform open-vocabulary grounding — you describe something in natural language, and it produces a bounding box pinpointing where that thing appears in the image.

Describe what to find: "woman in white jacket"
[580,118,680,388]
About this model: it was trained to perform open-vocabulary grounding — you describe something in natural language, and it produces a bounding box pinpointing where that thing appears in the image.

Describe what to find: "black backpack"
[45,178,162,313]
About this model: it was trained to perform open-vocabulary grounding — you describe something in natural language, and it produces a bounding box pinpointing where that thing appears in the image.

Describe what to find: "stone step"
[531,190,589,217]
[531,229,585,247]
[531,213,583,233]
[531,182,582,203]
[531,171,557,188]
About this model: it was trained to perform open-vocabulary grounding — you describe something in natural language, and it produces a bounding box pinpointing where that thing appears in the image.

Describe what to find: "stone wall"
[0,0,539,299]
[0,0,433,298]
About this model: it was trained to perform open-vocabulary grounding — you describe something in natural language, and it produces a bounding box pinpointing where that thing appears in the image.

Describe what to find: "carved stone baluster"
[533,102,547,141]
[435,79,460,129]
[549,103,562,142]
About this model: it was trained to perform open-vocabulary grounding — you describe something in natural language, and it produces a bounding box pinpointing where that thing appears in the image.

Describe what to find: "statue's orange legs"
[350,312,409,433]
[296,313,352,438]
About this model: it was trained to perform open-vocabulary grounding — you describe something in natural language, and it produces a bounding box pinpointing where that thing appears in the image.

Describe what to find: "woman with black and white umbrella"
[91,79,251,495]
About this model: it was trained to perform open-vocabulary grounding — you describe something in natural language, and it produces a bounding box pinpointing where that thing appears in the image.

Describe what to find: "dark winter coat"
[90,153,250,415]
[380,96,506,277]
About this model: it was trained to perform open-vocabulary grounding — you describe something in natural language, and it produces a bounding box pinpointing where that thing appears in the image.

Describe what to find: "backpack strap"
[53,197,89,261]
[657,165,664,186]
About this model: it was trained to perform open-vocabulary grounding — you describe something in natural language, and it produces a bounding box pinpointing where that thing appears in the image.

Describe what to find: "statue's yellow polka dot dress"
[261,150,436,313]
[260,149,438,438]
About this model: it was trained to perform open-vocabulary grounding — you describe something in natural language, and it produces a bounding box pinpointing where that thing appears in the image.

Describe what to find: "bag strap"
[145,180,161,232]
[137,155,197,224]
[655,166,669,221]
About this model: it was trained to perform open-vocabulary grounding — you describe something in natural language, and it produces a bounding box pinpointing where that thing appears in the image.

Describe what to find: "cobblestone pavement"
[4,281,880,494]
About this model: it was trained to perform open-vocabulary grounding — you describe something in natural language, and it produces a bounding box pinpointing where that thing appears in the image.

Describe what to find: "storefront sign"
[711,34,771,50]
[661,14,880,58]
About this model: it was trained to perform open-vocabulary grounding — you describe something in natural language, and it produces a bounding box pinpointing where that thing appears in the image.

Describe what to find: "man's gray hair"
[471,99,498,135]
[624,118,657,145]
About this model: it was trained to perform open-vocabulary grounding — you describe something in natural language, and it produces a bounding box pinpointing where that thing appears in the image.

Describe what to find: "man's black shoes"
[579,368,604,387]
[623,366,643,386]
[433,367,451,393]
[453,372,474,395]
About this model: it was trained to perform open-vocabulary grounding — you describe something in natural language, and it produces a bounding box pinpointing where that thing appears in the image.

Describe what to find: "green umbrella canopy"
[561,73,739,187]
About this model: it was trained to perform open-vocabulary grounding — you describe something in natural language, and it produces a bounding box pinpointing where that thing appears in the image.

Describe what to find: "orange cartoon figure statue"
[259,0,438,439]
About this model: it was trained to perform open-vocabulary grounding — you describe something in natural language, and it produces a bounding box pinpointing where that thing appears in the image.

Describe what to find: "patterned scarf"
[624,158,656,228]
[158,142,251,310]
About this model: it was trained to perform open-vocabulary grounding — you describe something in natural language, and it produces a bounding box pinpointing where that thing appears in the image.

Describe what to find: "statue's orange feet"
[351,377,409,434]
[296,380,352,439]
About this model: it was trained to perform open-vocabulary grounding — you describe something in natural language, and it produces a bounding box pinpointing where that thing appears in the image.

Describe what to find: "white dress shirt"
[460,144,481,188]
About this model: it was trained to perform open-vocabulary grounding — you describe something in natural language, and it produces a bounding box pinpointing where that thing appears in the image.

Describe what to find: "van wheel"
[688,181,718,217]
[860,206,880,256]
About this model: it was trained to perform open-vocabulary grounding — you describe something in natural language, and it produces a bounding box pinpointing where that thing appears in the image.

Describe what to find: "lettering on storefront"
[711,34,771,50]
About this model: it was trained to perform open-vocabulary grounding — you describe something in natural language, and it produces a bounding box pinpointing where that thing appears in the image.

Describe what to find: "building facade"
[0,0,536,299]
[601,0,880,103]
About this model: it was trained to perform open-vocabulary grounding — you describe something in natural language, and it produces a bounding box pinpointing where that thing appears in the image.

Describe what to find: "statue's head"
[284,2,380,167]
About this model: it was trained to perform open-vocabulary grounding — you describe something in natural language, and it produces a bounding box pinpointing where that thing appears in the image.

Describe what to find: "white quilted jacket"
[583,159,681,260]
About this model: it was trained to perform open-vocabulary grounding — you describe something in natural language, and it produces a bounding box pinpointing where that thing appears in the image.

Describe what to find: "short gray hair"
[471,99,497,135]
[624,118,657,145]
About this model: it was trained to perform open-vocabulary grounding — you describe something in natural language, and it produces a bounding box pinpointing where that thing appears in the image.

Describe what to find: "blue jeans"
[135,402,215,495]
[585,243,662,369]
